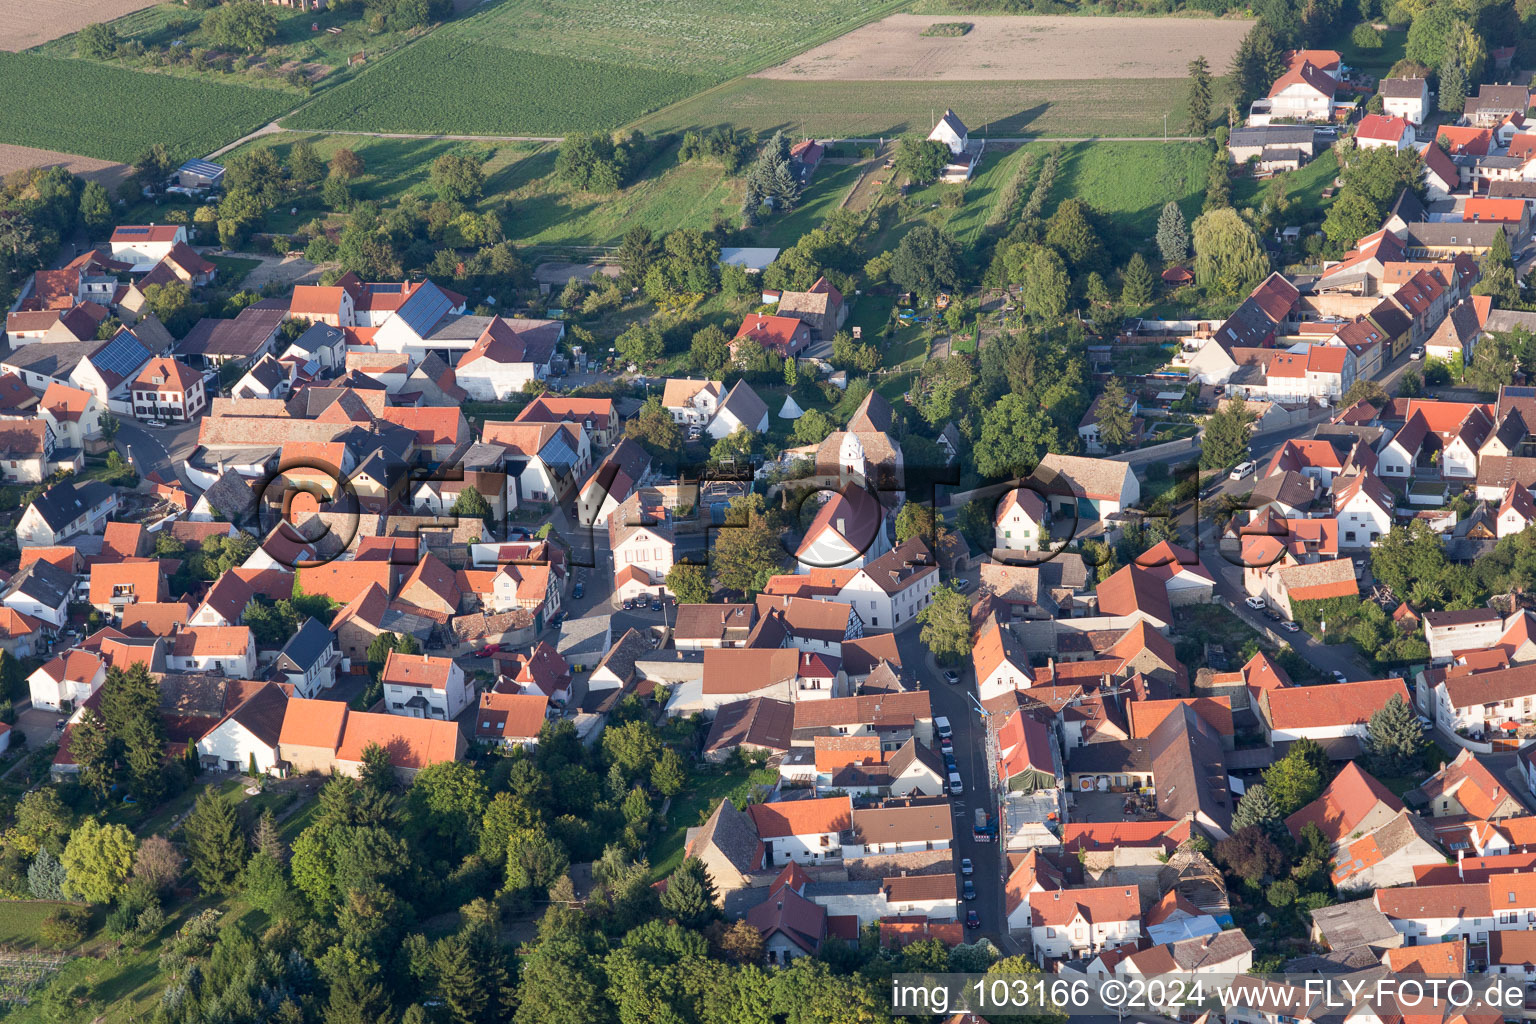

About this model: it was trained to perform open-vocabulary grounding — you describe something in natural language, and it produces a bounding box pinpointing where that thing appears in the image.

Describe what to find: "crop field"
[0,144,133,189]
[283,38,711,135]
[283,0,909,135]
[0,52,297,163]
[633,75,1232,137]
[1,0,156,50]
[758,13,1253,81]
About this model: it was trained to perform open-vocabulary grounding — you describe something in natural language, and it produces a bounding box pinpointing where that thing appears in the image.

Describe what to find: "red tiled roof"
[747,795,853,838]
[1265,678,1410,732]
[1284,761,1404,841]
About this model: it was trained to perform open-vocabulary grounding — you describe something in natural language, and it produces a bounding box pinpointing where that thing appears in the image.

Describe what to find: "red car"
[474,644,502,658]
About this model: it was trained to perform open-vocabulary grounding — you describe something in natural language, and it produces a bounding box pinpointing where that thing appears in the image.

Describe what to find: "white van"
[948,771,963,795]
[1230,461,1256,481]
[935,716,952,741]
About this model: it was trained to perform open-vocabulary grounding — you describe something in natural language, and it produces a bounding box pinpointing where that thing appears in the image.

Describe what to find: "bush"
[1351,23,1383,48]
[41,905,91,948]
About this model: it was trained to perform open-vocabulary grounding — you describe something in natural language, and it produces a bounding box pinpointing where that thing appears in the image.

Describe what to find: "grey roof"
[1251,470,1317,510]
[458,442,507,472]
[704,697,794,755]
[689,797,762,877]
[1284,948,1386,973]
[394,280,456,337]
[593,627,653,686]
[241,353,287,393]
[1388,189,1426,226]
[28,478,116,532]
[1229,125,1317,149]
[288,322,345,356]
[277,617,334,672]
[3,559,74,609]
[1149,703,1232,833]
[886,736,945,779]
[719,248,781,272]
[1404,221,1506,248]
[1377,77,1428,99]
[1466,84,1531,112]
[1489,181,1536,199]
[199,470,258,524]
[177,306,284,358]
[1,338,98,380]
[1168,929,1254,970]
[1485,309,1536,335]
[1308,899,1401,952]
[718,380,769,429]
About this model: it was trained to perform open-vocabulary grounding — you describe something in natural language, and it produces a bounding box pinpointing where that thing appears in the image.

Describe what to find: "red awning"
[1502,720,1523,731]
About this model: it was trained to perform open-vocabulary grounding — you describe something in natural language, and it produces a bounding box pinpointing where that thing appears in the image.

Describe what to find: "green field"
[284,38,713,135]
[632,75,1235,137]
[1045,140,1213,253]
[0,52,297,164]
[285,0,910,135]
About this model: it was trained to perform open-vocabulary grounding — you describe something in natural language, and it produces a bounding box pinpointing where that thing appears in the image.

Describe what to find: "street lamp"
[1164,113,1168,142]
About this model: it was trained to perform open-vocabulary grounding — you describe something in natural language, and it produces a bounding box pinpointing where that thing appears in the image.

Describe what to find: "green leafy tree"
[888,225,961,300]
[664,563,710,604]
[1187,56,1213,135]
[1231,22,1285,105]
[791,408,834,446]
[1204,150,1232,212]
[895,501,945,546]
[77,21,118,59]
[1094,378,1135,451]
[1193,208,1268,296]
[1200,397,1255,471]
[659,856,718,929]
[408,761,488,862]
[624,397,682,457]
[894,136,950,184]
[650,747,687,798]
[78,182,112,231]
[450,485,495,527]
[690,324,731,375]
[1366,694,1423,776]
[917,584,971,665]
[4,788,73,858]
[1121,252,1155,308]
[240,848,296,917]
[712,493,783,596]
[60,818,136,904]
[68,709,112,800]
[1156,201,1191,266]
[1044,198,1103,272]
[975,394,1056,479]
[185,789,247,893]
[431,153,485,205]
[615,322,664,366]
[204,1,278,52]
[288,139,324,189]
[1261,741,1327,816]
[1016,244,1071,320]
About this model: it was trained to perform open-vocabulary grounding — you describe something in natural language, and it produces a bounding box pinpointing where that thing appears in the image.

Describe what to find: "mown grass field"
[1044,140,1214,257]
[632,75,1235,137]
[285,0,911,135]
[0,52,297,164]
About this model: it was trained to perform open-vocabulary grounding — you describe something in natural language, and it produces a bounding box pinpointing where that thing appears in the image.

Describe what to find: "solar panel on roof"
[1507,387,1536,397]
[118,227,149,236]
[395,282,452,336]
[94,330,150,378]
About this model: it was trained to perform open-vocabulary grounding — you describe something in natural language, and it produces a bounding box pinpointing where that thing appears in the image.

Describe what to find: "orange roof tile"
[746,796,853,838]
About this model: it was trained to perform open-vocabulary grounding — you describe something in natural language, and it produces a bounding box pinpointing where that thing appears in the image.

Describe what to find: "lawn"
[1043,140,1214,258]
[632,75,1236,138]
[754,160,868,249]
[207,255,262,289]
[1233,147,1341,224]
[884,324,932,367]
[0,52,299,164]
[0,901,83,949]
[1330,23,1408,81]
[284,0,911,135]
[942,144,1034,245]
[648,765,756,878]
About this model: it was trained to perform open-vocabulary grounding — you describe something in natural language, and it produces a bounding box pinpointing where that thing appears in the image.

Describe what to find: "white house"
[795,486,891,573]
[995,486,1049,551]
[452,317,562,399]
[17,479,117,547]
[1355,114,1415,151]
[109,224,187,271]
[1424,608,1506,661]
[974,617,1033,702]
[1266,60,1337,121]
[131,357,207,423]
[1035,453,1140,524]
[833,537,939,632]
[195,682,288,774]
[1028,887,1142,963]
[662,379,722,427]
[2,560,75,629]
[169,627,258,679]
[746,795,853,865]
[707,380,770,439]
[381,651,473,721]
[272,618,340,699]
[1499,483,1536,539]
[1435,661,1536,734]
[1333,471,1395,549]
[27,650,106,713]
[1262,678,1412,744]
[1380,77,1430,125]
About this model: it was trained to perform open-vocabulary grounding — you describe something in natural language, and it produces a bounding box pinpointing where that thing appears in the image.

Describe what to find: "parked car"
[1245,596,1266,610]
[474,644,502,658]
[954,578,969,590]
[549,613,565,629]
[650,596,662,611]
[960,858,973,877]
[1331,670,1348,683]
[573,582,584,600]
[962,880,976,901]
[1281,621,1300,633]
[1418,715,1434,731]
[943,669,960,685]
[1410,348,1424,360]
[965,909,980,929]
[622,598,635,610]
